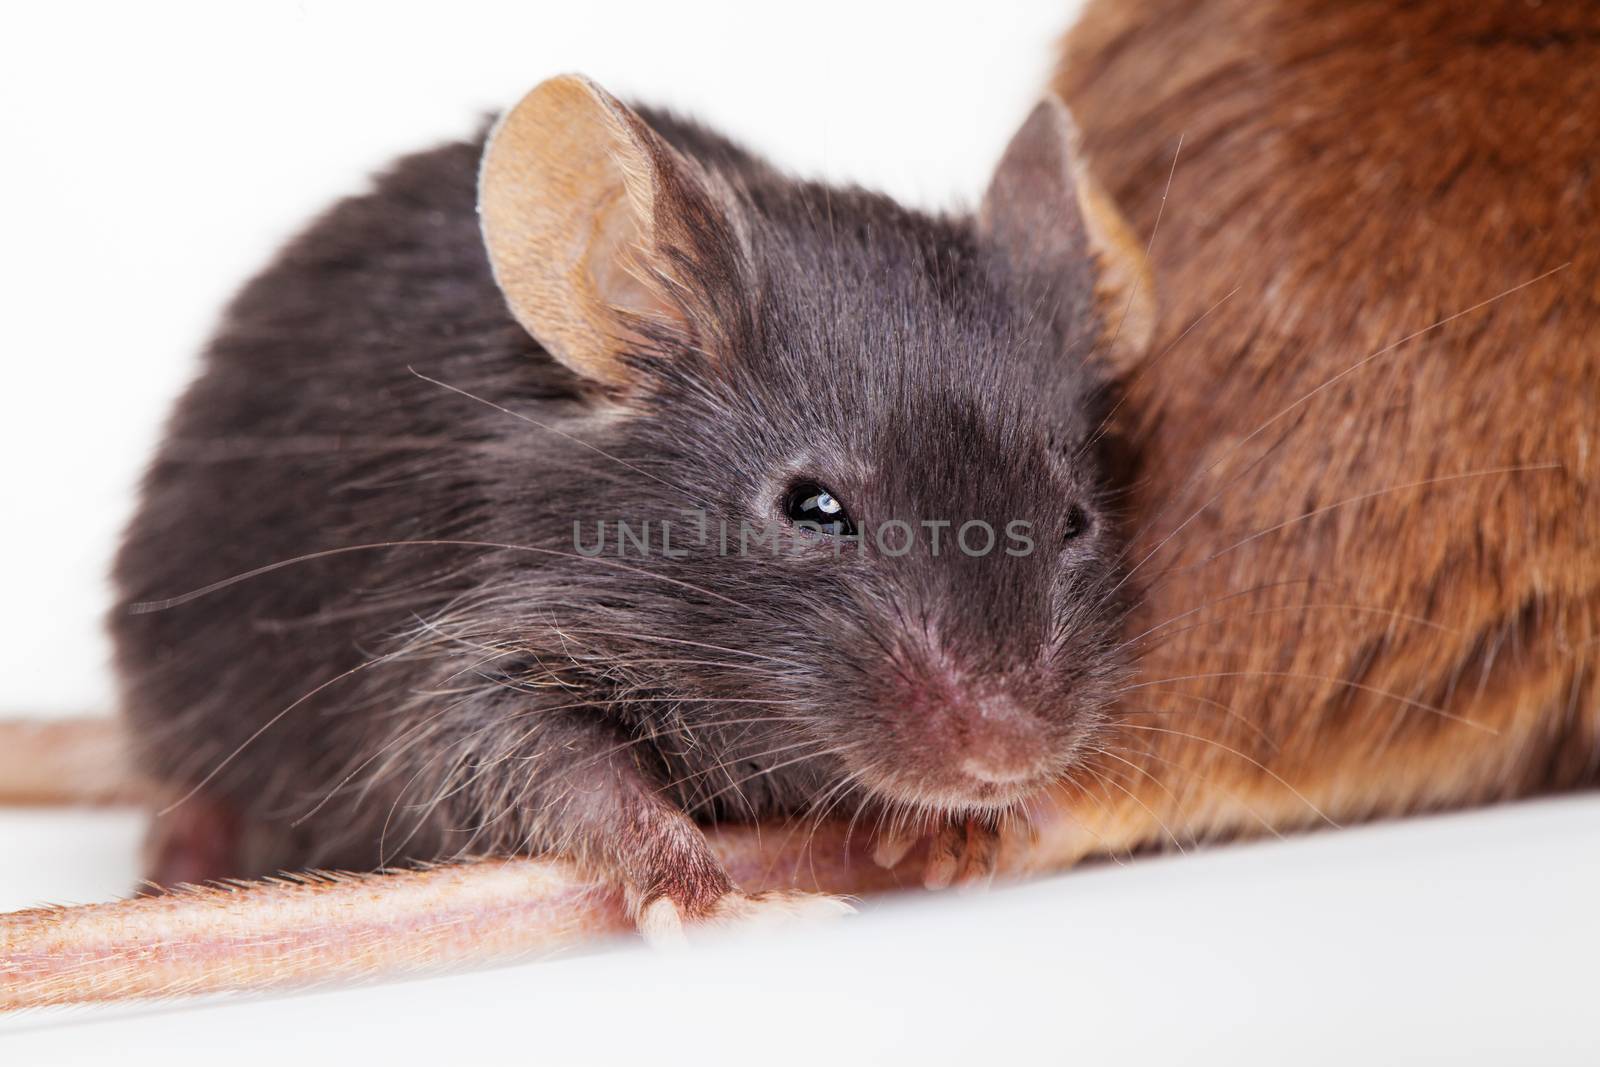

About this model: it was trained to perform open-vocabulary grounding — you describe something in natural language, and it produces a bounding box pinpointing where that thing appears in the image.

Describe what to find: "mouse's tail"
[0,860,630,1010]
[0,824,895,1010]
[0,717,140,807]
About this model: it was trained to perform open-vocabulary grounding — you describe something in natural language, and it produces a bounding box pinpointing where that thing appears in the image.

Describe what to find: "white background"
[2,2,1595,1062]
[0,0,1069,715]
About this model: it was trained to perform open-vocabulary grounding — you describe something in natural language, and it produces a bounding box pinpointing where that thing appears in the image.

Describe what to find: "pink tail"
[0,822,902,1010]
[0,860,628,1009]
[0,717,138,806]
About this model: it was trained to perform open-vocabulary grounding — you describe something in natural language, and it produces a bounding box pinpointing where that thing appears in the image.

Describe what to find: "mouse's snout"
[882,664,1057,808]
[954,693,1049,785]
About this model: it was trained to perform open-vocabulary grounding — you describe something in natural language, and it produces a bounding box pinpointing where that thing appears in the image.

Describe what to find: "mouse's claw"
[635,896,691,948]
[871,826,919,870]
[955,820,1000,890]
[871,816,1005,890]
[924,817,1001,891]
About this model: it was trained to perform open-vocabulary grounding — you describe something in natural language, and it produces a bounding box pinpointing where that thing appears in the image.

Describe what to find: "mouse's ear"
[479,75,749,389]
[979,96,1154,365]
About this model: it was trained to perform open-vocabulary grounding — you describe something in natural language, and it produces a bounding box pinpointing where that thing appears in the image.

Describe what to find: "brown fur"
[1024,0,1600,862]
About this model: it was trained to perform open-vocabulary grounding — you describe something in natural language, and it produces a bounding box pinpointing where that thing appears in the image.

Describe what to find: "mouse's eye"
[784,482,856,536]
[1063,504,1090,541]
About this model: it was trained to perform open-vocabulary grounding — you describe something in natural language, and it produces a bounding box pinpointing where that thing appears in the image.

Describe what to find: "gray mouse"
[110,75,1152,937]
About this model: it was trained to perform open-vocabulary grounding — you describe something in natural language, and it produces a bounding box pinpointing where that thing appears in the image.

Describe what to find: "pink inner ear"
[585,187,681,330]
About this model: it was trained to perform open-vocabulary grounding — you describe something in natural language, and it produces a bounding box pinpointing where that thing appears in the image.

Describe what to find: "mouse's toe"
[634,896,691,947]
[871,825,920,869]
[870,815,1008,889]
[923,817,1001,890]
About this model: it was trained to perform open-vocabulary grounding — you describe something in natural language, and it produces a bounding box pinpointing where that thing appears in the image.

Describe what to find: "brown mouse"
[1006,0,1598,868]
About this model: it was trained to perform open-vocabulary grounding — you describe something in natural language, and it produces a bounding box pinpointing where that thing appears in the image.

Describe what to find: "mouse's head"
[475,75,1152,822]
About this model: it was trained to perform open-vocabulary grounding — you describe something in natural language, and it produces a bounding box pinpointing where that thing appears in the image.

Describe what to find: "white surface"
[0,809,145,912]
[3,3,1593,1063]
[5,795,1598,1064]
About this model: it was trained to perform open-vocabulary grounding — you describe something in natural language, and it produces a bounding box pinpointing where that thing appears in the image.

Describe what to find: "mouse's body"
[110,77,1150,927]
[1015,0,1600,863]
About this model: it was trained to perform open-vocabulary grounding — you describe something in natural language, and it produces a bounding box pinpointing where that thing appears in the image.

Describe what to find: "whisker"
[1124,689,1277,749]
[1082,284,1239,458]
[1090,746,1192,830]
[1098,741,1288,842]
[1114,577,1316,653]
[130,538,745,613]
[1084,754,1188,853]
[1165,462,1564,581]
[535,626,809,672]
[1095,132,1182,367]
[1102,263,1571,603]
[1119,670,1495,732]
[409,368,696,499]
[156,647,414,817]
[1114,722,1339,829]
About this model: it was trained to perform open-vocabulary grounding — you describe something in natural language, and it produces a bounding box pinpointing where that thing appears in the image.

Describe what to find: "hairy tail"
[0,824,899,1010]
[0,717,914,1010]
[0,860,626,1009]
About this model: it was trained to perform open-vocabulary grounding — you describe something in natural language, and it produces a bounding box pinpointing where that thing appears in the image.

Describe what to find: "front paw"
[634,889,855,948]
[872,816,1004,890]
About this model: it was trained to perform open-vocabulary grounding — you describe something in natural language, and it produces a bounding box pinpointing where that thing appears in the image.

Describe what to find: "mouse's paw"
[634,889,854,948]
[872,816,1003,891]
[923,817,1001,890]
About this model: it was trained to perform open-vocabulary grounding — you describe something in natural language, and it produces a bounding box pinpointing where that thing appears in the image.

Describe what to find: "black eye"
[784,482,855,536]
[1063,504,1090,541]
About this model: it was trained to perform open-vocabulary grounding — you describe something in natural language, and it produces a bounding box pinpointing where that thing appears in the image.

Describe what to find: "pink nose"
[955,693,1048,784]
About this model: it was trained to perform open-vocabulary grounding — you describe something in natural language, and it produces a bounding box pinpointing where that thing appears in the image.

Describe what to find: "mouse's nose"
[895,670,1052,799]
[956,693,1049,785]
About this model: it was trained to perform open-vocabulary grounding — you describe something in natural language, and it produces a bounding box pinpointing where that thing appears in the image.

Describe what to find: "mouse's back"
[1029,0,1600,863]
[108,133,528,872]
